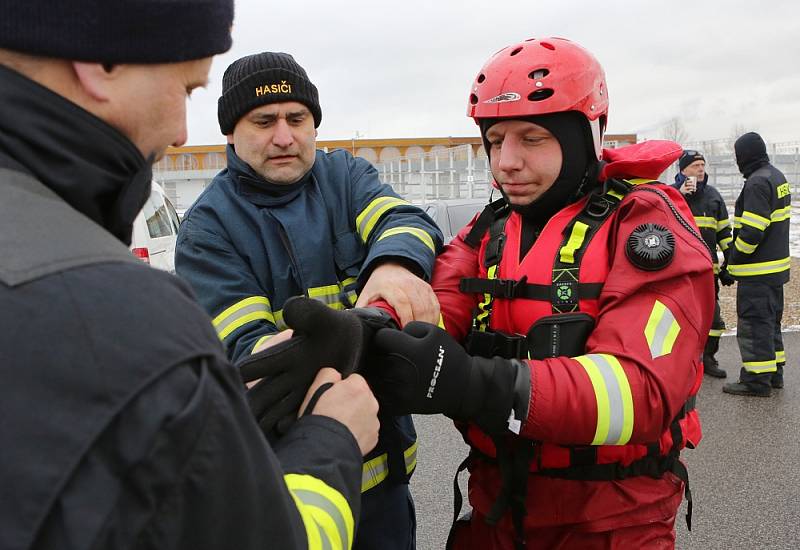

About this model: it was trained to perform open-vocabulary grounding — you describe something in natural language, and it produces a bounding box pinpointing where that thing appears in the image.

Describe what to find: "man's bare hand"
[303,368,379,456]
[355,262,440,326]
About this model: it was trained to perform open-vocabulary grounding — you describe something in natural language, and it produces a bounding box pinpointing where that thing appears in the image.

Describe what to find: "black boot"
[723,381,771,397]
[702,354,727,378]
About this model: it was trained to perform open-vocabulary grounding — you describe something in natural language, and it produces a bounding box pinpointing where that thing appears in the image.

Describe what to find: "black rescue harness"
[447,179,698,549]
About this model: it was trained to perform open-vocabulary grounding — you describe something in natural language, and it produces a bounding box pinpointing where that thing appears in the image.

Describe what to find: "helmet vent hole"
[510,47,523,56]
[469,93,479,105]
[528,89,554,102]
[540,42,555,50]
[529,68,549,80]
[477,74,486,83]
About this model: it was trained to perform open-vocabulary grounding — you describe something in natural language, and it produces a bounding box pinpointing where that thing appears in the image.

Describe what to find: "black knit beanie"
[0,0,234,63]
[218,52,322,134]
[678,149,705,171]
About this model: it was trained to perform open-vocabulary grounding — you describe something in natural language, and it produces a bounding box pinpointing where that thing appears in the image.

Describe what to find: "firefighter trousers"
[736,280,785,387]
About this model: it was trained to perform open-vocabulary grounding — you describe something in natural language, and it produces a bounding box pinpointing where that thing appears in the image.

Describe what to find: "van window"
[164,195,181,233]
[142,191,174,238]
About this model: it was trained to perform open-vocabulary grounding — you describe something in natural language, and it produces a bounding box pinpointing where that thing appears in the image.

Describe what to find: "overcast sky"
[185,0,800,147]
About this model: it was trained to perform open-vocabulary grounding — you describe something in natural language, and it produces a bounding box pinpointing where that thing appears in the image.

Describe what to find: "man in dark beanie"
[176,51,444,550]
[723,132,791,397]
[0,4,382,550]
[671,150,733,378]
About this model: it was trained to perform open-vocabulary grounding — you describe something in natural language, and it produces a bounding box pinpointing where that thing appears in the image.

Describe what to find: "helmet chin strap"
[481,112,598,222]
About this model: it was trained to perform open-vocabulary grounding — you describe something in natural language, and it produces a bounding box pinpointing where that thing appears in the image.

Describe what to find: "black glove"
[368,322,531,435]
[718,265,735,286]
[238,297,367,438]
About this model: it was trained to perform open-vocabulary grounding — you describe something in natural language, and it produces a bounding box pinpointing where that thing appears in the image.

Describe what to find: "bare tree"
[660,117,689,144]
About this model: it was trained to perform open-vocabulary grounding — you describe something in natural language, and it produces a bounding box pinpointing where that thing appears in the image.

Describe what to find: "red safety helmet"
[468,37,608,158]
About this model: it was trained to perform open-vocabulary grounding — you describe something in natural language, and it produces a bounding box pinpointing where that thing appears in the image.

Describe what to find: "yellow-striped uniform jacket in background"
[672,173,732,273]
[729,163,791,284]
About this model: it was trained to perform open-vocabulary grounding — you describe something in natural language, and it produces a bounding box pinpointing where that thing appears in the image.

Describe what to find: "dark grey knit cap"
[218,52,322,134]
[0,0,234,63]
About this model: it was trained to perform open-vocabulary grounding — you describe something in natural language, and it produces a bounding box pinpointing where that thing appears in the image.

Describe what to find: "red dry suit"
[431,141,715,548]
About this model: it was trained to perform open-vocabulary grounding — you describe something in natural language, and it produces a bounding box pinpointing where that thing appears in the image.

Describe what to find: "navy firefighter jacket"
[176,145,443,492]
[176,145,443,361]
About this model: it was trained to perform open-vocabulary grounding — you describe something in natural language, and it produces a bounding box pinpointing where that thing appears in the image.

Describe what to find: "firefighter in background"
[722,132,791,397]
[365,37,715,549]
[672,149,733,378]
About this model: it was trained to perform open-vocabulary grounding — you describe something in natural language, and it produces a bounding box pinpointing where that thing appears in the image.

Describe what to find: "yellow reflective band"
[251,333,275,354]
[475,264,498,331]
[708,328,724,337]
[559,221,590,264]
[213,296,274,340]
[624,178,657,185]
[719,236,733,251]
[734,237,757,254]
[362,453,389,492]
[694,216,717,229]
[285,473,355,550]
[713,264,721,274]
[740,210,770,231]
[771,205,791,223]
[377,226,436,253]
[356,196,410,243]
[644,299,681,359]
[717,218,732,231]
[404,441,418,475]
[607,189,624,200]
[437,313,446,330]
[575,354,634,445]
[743,359,777,374]
[728,256,791,277]
[776,350,786,363]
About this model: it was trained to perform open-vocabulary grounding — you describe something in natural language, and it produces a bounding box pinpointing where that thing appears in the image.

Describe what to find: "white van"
[130,181,181,273]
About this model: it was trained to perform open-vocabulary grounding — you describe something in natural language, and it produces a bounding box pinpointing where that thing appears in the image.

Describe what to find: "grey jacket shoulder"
[0,168,136,287]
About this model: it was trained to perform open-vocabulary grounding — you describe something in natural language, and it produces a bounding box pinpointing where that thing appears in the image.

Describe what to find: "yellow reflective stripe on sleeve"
[575,354,634,445]
[285,473,355,550]
[717,218,732,231]
[708,328,724,337]
[404,441,418,475]
[728,257,791,277]
[771,205,791,223]
[734,237,758,254]
[361,453,389,493]
[559,221,590,264]
[776,350,786,364]
[644,299,681,359]
[212,296,274,340]
[356,196,410,243]
[719,236,733,251]
[743,359,778,374]
[694,216,717,229]
[377,226,436,253]
[739,210,770,231]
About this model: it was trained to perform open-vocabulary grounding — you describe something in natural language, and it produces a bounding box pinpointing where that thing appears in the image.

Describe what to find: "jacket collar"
[0,65,152,245]
[225,144,314,206]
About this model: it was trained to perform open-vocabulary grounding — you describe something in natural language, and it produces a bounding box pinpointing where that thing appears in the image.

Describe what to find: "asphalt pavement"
[409,331,800,549]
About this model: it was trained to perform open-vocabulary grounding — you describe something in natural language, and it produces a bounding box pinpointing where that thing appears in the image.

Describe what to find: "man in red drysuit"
[365,37,715,549]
